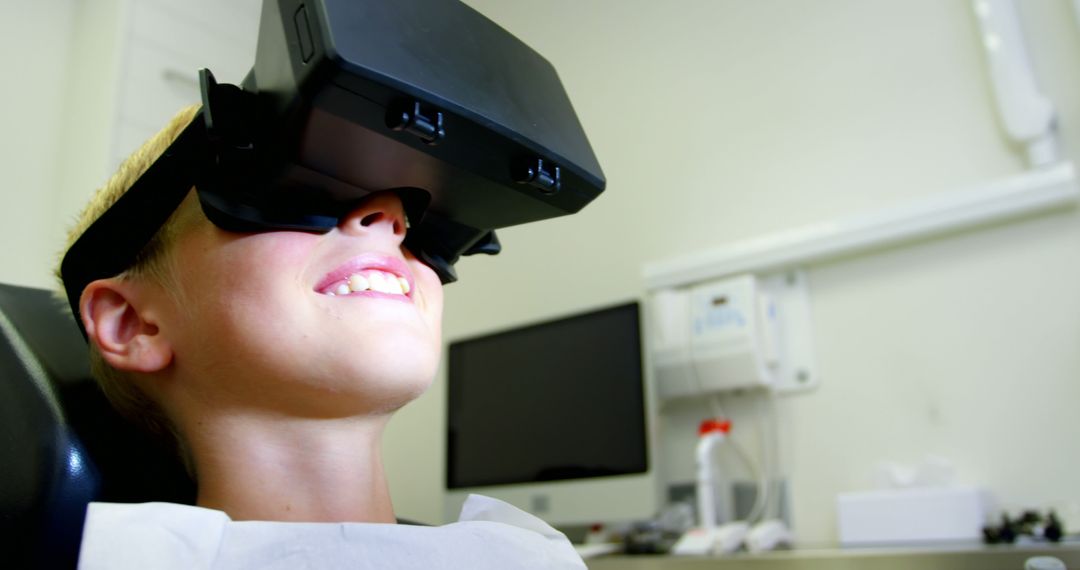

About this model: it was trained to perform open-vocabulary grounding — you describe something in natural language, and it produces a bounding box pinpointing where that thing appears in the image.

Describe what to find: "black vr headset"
[60,0,604,332]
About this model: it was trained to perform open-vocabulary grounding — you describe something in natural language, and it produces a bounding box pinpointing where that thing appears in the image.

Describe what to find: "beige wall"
[5,0,258,291]
[55,0,130,231]
[0,0,76,287]
[382,0,1080,546]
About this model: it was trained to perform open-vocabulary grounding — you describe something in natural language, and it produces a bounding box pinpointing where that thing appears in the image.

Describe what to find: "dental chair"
[0,282,195,568]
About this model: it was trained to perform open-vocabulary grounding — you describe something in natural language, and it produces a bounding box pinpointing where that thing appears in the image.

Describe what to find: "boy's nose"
[338,192,407,241]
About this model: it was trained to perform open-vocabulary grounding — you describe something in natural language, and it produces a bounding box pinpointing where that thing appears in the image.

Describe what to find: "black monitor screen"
[447,302,648,489]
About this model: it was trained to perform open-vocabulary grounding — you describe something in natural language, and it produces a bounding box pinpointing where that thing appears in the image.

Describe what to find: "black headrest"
[0,283,194,567]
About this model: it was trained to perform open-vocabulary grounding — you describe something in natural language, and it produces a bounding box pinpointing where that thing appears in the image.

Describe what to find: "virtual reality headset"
[60,0,605,331]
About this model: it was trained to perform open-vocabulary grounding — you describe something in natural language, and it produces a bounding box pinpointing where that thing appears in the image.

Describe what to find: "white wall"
[55,0,127,252]
[58,0,260,227]
[0,0,76,287]
[382,0,1080,546]
[1,0,258,288]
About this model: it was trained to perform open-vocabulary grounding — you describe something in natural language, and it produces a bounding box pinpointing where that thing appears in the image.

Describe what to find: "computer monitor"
[445,301,661,527]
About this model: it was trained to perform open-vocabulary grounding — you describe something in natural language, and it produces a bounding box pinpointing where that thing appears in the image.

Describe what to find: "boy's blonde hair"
[57,104,202,470]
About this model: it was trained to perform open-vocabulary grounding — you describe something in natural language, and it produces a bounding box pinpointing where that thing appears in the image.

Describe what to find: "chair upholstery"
[0,282,194,568]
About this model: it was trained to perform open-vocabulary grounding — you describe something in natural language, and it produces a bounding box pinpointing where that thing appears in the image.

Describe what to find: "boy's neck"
[185,412,397,523]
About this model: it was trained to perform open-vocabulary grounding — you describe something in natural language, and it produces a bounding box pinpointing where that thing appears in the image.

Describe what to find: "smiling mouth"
[318,269,411,297]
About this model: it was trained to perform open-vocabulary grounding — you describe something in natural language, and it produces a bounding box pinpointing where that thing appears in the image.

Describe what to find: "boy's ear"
[80,279,173,373]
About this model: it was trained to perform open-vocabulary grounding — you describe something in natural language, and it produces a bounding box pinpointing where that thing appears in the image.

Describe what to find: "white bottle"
[672,418,749,556]
[695,418,731,530]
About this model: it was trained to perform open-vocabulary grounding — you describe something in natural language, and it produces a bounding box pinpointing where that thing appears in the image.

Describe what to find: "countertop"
[585,542,1080,569]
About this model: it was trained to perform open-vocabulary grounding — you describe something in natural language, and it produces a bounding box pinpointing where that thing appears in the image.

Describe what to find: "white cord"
[753,390,782,522]
[699,390,769,524]
[684,289,772,525]
[728,423,768,524]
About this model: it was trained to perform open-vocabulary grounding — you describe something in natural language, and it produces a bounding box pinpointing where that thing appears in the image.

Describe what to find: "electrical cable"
[762,390,783,521]
[728,423,767,524]
[683,287,770,525]
[749,390,781,523]
[722,391,770,525]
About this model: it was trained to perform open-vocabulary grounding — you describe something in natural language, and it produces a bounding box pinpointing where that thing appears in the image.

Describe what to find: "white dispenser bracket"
[760,270,817,393]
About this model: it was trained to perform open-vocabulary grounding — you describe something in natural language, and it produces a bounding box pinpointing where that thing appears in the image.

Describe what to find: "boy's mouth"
[315,255,415,300]
[319,269,411,297]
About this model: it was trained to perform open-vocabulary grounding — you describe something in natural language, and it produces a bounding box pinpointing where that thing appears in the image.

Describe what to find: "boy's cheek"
[418,267,445,312]
[208,234,317,289]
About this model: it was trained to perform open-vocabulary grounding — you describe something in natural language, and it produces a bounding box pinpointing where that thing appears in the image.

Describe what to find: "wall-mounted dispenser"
[648,271,817,401]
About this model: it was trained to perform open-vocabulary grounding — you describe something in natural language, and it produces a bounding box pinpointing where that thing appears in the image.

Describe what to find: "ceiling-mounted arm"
[971,0,1059,167]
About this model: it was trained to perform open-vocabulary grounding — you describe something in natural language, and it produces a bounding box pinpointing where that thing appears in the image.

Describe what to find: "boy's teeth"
[385,276,404,295]
[329,271,409,296]
[348,274,369,293]
[367,272,388,293]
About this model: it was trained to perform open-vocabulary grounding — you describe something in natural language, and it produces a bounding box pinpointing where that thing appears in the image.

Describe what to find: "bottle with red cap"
[671,417,753,556]
[696,418,732,531]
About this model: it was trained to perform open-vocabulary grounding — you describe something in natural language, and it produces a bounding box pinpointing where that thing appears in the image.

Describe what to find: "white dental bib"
[77,494,585,569]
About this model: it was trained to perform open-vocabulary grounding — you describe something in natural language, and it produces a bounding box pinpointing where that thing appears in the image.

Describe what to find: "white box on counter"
[837,486,992,547]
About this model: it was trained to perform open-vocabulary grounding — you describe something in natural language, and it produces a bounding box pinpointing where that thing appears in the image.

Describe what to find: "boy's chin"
[267,370,435,419]
[225,336,440,418]
[324,358,439,415]
[351,369,436,415]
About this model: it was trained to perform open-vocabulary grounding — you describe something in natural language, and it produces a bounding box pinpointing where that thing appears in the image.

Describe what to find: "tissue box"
[837,487,991,547]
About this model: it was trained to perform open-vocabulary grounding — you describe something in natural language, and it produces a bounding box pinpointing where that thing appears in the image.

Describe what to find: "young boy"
[62,106,586,568]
